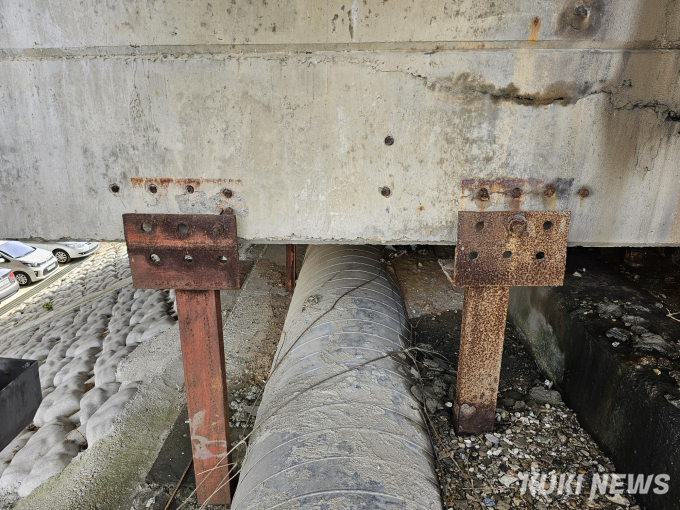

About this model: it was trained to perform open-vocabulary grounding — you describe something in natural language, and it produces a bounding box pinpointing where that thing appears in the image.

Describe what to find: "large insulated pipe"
[232,245,442,510]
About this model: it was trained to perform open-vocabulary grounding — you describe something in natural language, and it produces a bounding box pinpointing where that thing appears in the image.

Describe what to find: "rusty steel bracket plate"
[123,213,239,290]
[440,211,570,287]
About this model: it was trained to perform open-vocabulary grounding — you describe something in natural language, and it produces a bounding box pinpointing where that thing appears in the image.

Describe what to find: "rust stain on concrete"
[130,177,243,189]
[429,72,596,107]
[528,16,541,44]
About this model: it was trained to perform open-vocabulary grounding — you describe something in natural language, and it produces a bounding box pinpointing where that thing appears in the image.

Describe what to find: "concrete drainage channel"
[508,248,680,510]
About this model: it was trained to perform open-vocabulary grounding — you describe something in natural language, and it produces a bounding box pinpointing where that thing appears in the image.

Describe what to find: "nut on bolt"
[543,184,556,198]
[380,186,392,197]
[507,214,528,237]
[510,187,522,199]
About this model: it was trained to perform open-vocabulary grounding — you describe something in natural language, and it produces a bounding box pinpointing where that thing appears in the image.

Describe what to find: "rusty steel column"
[454,286,509,434]
[123,213,240,505]
[285,244,297,292]
[176,289,234,503]
[440,209,570,435]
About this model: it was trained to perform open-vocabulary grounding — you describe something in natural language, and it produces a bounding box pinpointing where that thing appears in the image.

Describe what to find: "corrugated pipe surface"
[232,245,443,510]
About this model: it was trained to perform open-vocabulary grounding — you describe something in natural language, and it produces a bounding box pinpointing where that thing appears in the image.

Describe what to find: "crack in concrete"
[363,60,680,113]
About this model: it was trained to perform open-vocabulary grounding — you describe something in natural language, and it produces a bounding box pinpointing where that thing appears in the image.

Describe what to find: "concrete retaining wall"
[508,251,680,510]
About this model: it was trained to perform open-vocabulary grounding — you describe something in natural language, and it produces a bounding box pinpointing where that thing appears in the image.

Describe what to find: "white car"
[26,241,99,264]
[0,241,59,286]
[0,268,19,302]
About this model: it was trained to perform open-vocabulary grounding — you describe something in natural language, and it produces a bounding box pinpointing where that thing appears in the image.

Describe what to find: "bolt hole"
[222,188,233,198]
[185,185,195,194]
[469,251,479,260]
[543,221,553,230]
[109,183,120,194]
[178,223,189,233]
[380,186,391,197]
[384,135,394,146]
[141,223,152,232]
[536,252,545,260]
[184,255,193,263]
[218,255,228,263]
[475,221,485,232]
[149,254,160,263]
[478,188,490,201]
[574,5,589,19]
[148,183,158,194]
[502,251,512,259]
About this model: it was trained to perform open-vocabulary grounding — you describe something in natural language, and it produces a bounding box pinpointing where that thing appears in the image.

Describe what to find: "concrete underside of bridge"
[1,0,679,245]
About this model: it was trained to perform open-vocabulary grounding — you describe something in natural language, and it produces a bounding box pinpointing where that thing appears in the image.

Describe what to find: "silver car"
[0,241,58,286]
[26,240,99,264]
[0,268,19,302]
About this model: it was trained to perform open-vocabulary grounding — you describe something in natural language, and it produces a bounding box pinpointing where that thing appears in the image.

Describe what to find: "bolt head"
[211,224,225,238]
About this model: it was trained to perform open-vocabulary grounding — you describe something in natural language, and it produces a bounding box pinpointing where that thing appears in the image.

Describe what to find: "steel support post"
[123,212,240,504]
[440,209,570,435]
[176,289,234,503]
[285,244,297,292]
[454,286,509,434]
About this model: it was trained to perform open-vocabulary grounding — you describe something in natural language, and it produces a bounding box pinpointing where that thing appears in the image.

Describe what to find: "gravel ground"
[411,313,642,510]
[0,246,176,508]
[383,245,648,509]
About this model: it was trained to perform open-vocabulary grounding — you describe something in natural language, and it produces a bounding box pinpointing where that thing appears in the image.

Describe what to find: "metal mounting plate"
[441,211,570,287]
[123,213,239,290]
